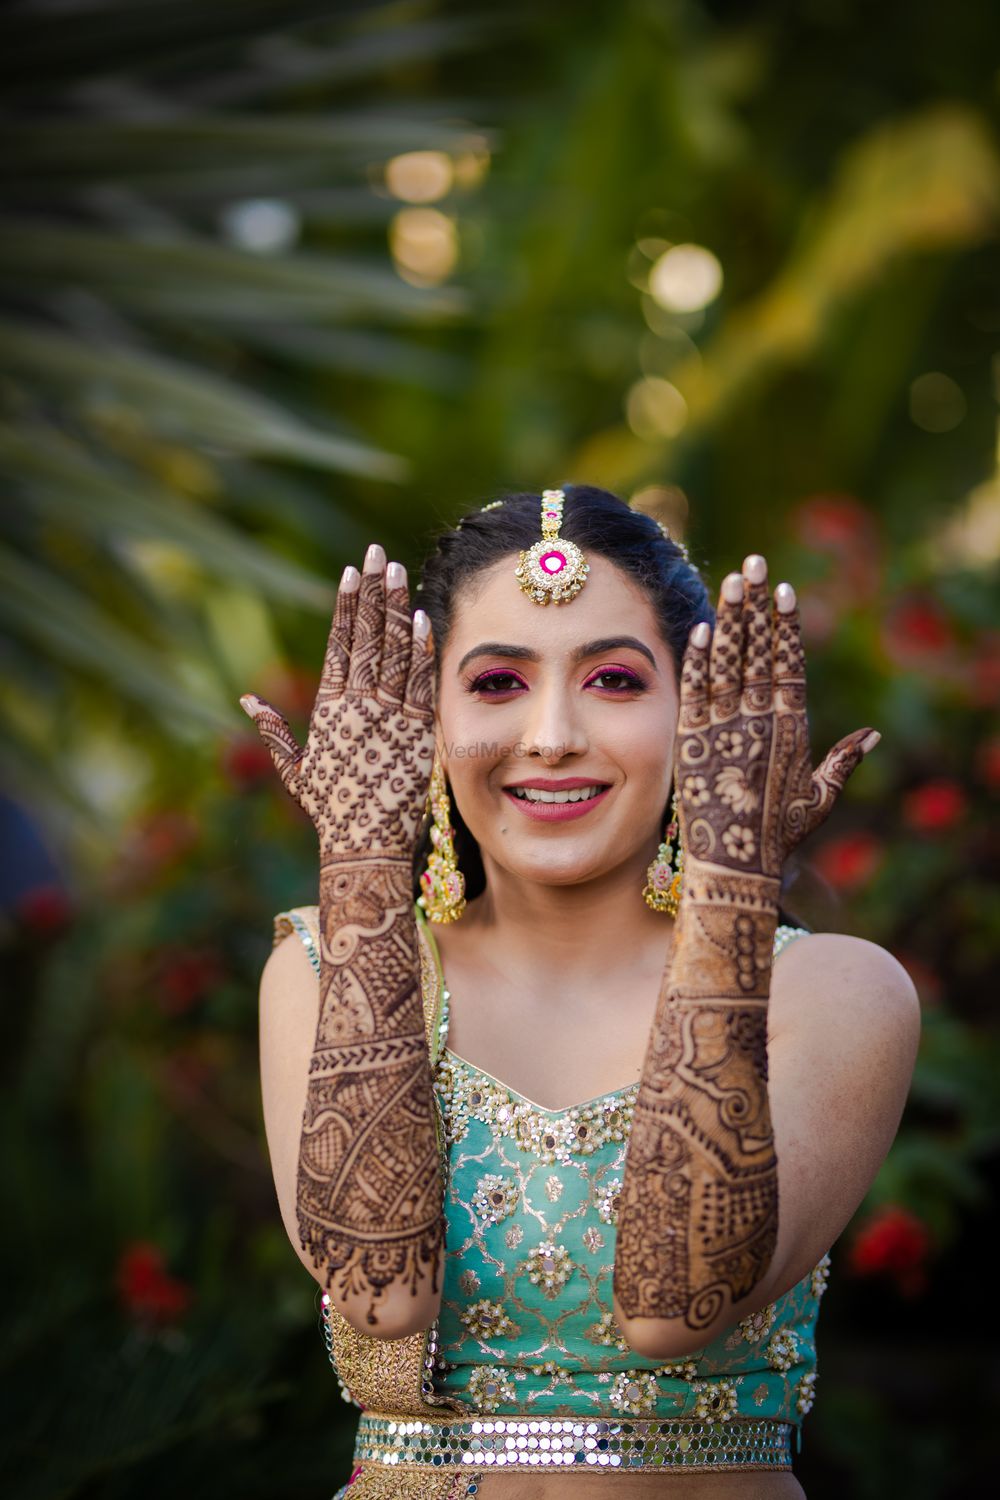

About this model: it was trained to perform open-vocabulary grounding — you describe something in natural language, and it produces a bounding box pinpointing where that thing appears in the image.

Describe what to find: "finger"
[773,584,806,714]
[347,543,386,694]
[801,726,876,839]
[319,564,359,698]
[678,619,711,734]
[709,571,744,721]
[741,554,772,715]
[404,609,436,721]
[379,560,412,706]
[238,693,304,801]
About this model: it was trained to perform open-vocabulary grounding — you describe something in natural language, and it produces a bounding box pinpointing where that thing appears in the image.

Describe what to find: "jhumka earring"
[515,488,589,604]
[418,755,467,924]
[642,785,684,916]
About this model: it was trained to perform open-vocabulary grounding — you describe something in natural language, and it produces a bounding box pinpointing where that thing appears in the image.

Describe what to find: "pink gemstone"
[539,550,566,574]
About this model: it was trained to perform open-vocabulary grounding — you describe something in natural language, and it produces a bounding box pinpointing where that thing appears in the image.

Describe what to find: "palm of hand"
[242,566,436,860]
[676,565,874,880]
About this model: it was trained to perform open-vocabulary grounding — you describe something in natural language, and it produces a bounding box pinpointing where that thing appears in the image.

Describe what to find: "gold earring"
[642,785,683,916]
[418,755,467,924]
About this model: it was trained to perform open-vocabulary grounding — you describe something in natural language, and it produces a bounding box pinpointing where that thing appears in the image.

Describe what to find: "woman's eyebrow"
[456,635,658,675]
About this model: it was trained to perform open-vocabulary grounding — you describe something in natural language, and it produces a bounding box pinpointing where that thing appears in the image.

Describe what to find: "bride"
[247,485,919,1497]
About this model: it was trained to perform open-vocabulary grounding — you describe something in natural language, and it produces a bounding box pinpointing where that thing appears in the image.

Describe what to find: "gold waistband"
[353,1412,794,1473]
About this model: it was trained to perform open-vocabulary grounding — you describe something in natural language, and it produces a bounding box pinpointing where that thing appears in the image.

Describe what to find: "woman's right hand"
[239,543,436,862]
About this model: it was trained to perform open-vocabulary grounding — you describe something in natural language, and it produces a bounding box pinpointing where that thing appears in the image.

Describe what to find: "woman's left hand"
[676,553,880,880]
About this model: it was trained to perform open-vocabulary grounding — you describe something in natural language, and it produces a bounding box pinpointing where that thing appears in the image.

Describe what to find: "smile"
[502,784,612,822]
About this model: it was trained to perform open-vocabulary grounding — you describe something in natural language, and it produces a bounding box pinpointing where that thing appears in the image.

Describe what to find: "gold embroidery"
[343,1466,475,1498]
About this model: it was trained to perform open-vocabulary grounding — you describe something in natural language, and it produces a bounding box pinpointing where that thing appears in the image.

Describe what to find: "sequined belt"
[352,1413,794,1472]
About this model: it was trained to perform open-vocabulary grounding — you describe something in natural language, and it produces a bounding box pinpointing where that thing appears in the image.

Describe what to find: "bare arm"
[244,551,442,1339]
[614,554,880,1358]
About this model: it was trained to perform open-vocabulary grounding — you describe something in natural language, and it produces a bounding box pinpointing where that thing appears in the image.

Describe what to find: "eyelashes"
[467,667,648,696]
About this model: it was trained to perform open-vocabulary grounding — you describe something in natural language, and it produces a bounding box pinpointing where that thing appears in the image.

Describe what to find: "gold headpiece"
[476,492,696,579]
[513,488,589,605]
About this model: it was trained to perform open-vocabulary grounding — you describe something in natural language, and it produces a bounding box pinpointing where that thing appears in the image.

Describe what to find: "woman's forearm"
[614,864,781,1333]
[298,852,444,1334]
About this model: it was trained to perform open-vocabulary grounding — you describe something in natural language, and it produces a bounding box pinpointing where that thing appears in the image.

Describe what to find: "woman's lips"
[501,786,612,822]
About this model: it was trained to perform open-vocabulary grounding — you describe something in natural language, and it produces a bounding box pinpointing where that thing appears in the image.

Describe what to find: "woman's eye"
[587,669,646,692]
[469,671,524,694]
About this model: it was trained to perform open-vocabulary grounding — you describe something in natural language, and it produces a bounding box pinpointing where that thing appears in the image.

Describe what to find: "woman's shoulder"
[770,928,920,1043]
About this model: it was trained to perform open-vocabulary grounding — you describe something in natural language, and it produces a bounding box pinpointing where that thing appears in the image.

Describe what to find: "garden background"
[1,1,998,1496]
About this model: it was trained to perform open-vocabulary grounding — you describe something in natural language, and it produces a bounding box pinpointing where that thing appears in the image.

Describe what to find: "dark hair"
[411,483,714,905]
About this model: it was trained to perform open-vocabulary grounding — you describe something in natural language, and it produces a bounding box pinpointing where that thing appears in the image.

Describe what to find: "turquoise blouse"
[284,904,828,1454]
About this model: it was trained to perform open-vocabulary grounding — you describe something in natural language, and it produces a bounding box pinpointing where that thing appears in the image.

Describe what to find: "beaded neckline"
[441,1036,639,1118]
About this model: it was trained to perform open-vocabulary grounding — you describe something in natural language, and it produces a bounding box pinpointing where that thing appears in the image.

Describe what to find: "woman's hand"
[240,546,444,1333]
[614,554,880,1347]
[239,544,436,861]
[676,553,879,883]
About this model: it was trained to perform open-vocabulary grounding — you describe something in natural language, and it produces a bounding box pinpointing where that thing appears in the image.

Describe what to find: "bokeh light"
[909,371,967,432]
[385,150,454,203]
[648,243,723,313]
[218,198,300,253]
[625,376,688,440]
[389,207,458,285]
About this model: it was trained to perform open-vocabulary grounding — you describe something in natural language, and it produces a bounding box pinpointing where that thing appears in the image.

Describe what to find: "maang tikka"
[515,488,589,604]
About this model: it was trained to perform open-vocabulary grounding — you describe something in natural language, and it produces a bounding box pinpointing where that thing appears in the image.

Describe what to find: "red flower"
[882,596,957,669]
[222,736,275,789]
[115,1241,193,1325]
[155,948,225,1015]
[15,883,73,934]
[902,779,967,833]
[812,831,884,891]
[846,1205,932,1297]
[792,495,882,611]
[793,494,873,550]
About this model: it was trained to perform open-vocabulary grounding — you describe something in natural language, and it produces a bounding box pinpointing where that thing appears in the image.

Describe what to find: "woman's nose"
[520,679,589,761]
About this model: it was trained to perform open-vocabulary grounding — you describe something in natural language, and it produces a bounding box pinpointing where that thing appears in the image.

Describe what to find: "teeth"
[510,785,605,804]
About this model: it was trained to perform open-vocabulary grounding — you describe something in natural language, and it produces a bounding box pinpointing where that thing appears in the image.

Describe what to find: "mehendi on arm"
[613,557,877,1349]
[243,554,442,1332]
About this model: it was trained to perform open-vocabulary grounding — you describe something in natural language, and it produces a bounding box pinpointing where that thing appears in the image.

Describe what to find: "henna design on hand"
[242,557,442,1326]
[614,560,876,1330]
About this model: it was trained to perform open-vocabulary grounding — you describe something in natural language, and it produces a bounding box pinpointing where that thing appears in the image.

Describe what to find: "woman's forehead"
[445,554,662,657]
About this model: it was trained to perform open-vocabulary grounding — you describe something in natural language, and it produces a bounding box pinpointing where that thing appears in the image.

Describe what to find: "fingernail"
[239,695,256,718]
[386,561,405,588]
[722,573,744,604]
[744,554,767,584]
[861,730,881,754]
[691,621,711,647]
[413,609,430,638]
[775,582,796,613]
[340,564,360,591]
[363,542,386,573]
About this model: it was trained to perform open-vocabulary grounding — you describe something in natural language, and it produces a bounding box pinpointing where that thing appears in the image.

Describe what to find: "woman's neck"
[463,844,675,994]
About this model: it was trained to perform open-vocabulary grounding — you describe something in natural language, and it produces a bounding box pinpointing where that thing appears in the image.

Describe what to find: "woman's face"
[435,553,680,891]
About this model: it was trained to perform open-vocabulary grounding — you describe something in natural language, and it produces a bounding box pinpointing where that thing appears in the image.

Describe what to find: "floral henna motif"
[243,559,443,1326]
[300,858,444,1321]
[615,560,875,1331]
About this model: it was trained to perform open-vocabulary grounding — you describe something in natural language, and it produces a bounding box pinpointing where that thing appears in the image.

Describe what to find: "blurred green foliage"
[1,0,997,1495]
